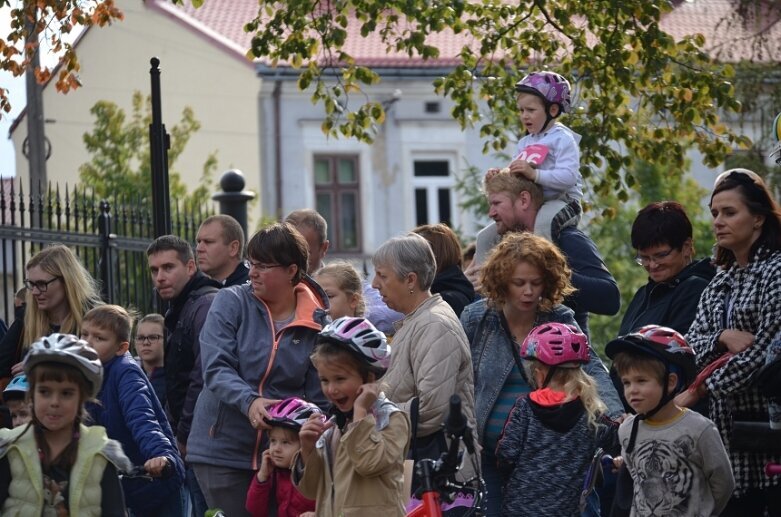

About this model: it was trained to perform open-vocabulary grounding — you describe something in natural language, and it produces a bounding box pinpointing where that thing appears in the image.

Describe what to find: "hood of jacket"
[528,393,586,433]
[167,271,221,323]
[431,265,475,303]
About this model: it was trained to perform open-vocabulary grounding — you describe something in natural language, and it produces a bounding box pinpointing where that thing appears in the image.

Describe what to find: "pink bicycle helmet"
[515,71,572,114]
[520,322,589,367]
[318,317,392,373]
[264,397,324,430]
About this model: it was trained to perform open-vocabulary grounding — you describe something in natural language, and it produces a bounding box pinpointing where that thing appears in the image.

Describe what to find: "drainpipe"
[273,81,283,219]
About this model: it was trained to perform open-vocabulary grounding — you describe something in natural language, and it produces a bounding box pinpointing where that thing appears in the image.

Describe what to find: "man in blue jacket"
[467,172,620,338]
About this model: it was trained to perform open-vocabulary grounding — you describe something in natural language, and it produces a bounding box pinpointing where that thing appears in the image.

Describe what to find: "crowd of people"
[0,72,779,517]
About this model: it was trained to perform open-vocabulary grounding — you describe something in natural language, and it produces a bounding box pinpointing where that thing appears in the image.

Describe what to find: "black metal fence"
[0,177,213,323]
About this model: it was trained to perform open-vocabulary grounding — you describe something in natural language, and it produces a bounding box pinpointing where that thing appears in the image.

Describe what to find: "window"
[413,159,455,227]
[314,155,361,252]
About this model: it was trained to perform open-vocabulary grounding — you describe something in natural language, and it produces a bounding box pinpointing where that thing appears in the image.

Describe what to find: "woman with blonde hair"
[0,244,102,381]
[461,232,621,515]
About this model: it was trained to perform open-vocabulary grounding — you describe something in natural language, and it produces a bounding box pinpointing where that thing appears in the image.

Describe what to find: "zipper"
[251,301,281,470]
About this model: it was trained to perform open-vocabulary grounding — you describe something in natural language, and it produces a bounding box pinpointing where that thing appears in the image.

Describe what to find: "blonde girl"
[314,261,365,319]
[495,323,618,517]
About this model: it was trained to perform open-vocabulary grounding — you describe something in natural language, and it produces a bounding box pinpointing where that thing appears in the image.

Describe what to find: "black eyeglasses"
[248,261,285,272]
[136,334,163,344]
[634,248,675,266]
[24,277,61,292]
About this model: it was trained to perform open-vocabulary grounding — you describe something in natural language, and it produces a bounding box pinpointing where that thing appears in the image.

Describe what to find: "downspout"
[273,80,283,219]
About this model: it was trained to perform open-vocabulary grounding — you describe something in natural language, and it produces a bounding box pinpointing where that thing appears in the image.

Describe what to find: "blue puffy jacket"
[87,352,185,516]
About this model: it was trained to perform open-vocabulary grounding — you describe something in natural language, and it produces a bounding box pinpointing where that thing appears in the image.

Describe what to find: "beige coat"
[294,400,410,517]
[383,295,479,475]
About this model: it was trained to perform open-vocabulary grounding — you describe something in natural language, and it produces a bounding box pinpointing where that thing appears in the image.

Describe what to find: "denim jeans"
[186,465,208,517]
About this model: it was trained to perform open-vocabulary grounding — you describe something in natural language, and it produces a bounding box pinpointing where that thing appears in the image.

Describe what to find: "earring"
[409,288,414,294]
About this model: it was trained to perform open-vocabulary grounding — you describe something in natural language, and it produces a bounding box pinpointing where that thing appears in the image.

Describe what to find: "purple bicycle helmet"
[264,397,324,430]
[515,71,572,114]
[521,322,589,367]
[319,316,392,373]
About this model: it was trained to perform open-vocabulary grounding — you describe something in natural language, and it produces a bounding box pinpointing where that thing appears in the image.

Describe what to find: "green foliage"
[587,159,712,357]
[78,91,216,208]
[243,0,749,200]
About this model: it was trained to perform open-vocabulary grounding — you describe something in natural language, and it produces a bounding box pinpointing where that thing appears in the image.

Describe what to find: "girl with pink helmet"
[245,397,322,517]
[495,322,619,516]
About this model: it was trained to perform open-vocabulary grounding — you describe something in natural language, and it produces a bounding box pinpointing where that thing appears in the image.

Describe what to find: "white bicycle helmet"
[24,333,104,398]
[319,317,392,374]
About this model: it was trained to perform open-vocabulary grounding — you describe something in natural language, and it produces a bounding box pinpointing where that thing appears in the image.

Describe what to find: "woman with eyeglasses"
[682,168,781,515]
[618,201,716,336]
[0,244,102,384]
[186,222,329,517]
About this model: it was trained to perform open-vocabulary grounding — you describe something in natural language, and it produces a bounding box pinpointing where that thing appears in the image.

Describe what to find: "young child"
[3,375,32,428]
[314,261,365,319]
[605,325,735,516]
[245,397,321,516]
[134,312,167,408]
[0,333,131,515]
[496,322,618,516]
[292,316,410,516]
[473,71,581,265]
[81,305,186,517]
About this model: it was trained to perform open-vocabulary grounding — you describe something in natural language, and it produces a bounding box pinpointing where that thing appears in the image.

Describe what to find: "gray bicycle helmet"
[24,333,104,398]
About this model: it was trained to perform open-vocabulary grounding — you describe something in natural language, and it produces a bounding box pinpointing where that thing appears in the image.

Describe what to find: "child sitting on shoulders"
[293,316,410,516]
[474,71,582,264]
[3,375,32,428]
[81,305,186,517]
[605,325,735,517]
[245,398,321,517]
[0,333,131,516]
[496,323,618,517]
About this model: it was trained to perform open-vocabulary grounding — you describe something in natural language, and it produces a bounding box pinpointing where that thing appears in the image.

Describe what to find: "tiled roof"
[148,1,781,67]
[660,0,780,63]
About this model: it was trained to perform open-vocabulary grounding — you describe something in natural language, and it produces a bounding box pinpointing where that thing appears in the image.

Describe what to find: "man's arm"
[177,294,215,445]
[556,228,620,317]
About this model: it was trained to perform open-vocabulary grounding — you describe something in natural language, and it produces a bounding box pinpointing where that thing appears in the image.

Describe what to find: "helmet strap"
[625,371,676,454]
[541,366,558,388]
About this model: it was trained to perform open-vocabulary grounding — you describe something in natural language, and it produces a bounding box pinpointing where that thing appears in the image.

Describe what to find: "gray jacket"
[186,279,328,471]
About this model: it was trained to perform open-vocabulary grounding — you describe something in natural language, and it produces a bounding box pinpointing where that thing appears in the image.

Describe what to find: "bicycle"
[405,395,486,517]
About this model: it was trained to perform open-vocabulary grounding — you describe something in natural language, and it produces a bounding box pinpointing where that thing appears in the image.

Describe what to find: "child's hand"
[299,414,333,464]
[353,383,379,420]
[485,167,502,181]
[257,449,272,483]
[508,159,537,181]
[144,456,170,478]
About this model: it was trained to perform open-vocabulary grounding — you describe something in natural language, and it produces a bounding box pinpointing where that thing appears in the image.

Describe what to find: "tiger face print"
[630,435,698,516]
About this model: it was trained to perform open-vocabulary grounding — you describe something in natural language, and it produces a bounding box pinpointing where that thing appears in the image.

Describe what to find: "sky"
[0,5,25,178]
[0,2,79,178]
